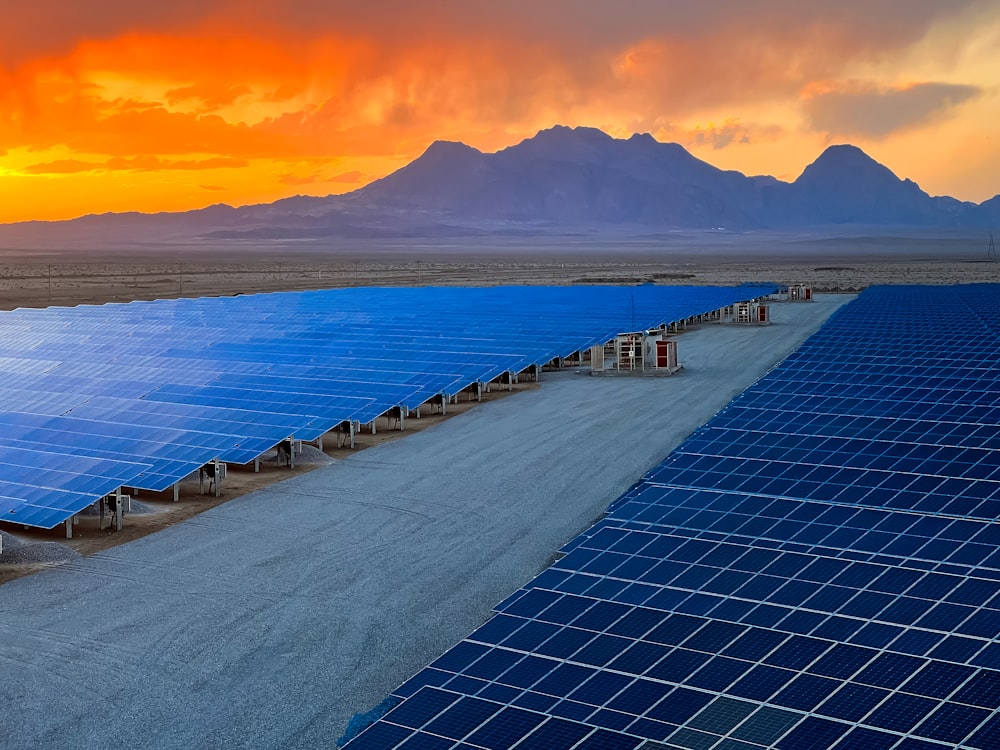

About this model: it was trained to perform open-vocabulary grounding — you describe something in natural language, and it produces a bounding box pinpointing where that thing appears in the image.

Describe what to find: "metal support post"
[115,487,124,531]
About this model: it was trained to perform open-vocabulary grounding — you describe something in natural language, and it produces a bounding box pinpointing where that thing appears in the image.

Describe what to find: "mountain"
[774,144,966,226]
[1,126,997,246]
[344,126,768,228]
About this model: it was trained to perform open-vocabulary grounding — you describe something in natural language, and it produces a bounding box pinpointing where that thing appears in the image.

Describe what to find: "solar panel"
[0,445,150,528]
[346,284,1000,749]
[0,284,777,530]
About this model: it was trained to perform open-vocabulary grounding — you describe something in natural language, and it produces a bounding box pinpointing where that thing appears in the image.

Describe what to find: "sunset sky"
[1,1,998,223]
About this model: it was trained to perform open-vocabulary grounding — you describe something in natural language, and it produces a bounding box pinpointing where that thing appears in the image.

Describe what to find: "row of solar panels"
[0,284,778,531]
[348,285,1000,750]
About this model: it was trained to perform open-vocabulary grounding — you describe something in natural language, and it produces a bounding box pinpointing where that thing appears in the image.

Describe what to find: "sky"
[1,1,998,223]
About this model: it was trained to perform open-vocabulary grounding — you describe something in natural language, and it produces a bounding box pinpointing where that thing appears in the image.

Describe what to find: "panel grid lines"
[347,285,1000,749]
[0,284,774,529]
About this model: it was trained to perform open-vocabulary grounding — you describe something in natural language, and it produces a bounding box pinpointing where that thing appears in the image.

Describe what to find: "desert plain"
[0,230,998,310]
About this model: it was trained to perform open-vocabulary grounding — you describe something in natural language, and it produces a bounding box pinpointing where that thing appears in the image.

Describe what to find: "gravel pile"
[296,444,334,464]
[0,540,81,566]
[261,444,334,465]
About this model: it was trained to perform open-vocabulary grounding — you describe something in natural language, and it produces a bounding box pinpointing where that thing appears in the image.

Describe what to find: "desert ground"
[0,231,997,310]
[0,383,534,585]
[0,232,992,748]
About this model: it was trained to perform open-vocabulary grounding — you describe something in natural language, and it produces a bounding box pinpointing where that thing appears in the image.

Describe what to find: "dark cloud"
[0,2,210,63]
[803,81,983,137]
[0,0,986,66]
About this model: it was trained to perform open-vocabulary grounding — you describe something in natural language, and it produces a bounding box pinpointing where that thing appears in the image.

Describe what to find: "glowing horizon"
[2,1,998,223]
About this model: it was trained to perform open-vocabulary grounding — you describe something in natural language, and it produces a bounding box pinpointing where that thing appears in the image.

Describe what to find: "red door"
[656,340,668,367]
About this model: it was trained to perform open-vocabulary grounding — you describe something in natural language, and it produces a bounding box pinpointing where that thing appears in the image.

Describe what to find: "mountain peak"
[628,132,658,146]
[797,144,897,185]
[535,124,613,141]
[816,143,873,160]
[503,125,615,155]
[396,138,485,175]
[420,140,483,161]
[791,143,939,224]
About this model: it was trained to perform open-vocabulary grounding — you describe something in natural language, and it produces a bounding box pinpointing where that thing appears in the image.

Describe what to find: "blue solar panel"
[0,445,150,528]
[0,284,775,530]
[347,284,1000,750]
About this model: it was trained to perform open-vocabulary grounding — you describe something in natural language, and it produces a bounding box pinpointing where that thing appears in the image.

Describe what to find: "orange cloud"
[22,158,99,174]
[329,170,365,183]
[278,170,366,186]
[165,83,253,111]
[24,155,248,173]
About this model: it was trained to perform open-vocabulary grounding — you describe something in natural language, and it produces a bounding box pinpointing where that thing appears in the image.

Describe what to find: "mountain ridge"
[1,125,997,244]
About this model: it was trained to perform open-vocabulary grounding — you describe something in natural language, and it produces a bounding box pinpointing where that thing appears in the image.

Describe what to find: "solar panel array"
[0,284,777,531]
[347,284,1000,750]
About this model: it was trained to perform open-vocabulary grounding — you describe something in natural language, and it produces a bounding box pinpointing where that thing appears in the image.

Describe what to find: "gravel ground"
[0,295,850,750]
[0,541,82,566]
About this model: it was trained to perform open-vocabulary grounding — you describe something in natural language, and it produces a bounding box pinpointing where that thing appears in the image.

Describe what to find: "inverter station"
[347,285,1000,750]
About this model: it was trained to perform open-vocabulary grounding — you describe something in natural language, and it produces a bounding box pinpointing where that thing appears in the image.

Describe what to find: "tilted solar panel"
[0,284,776,529]
[347,285,1000,749]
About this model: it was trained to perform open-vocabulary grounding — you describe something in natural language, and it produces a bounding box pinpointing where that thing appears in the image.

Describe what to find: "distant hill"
[1,125,997,246]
